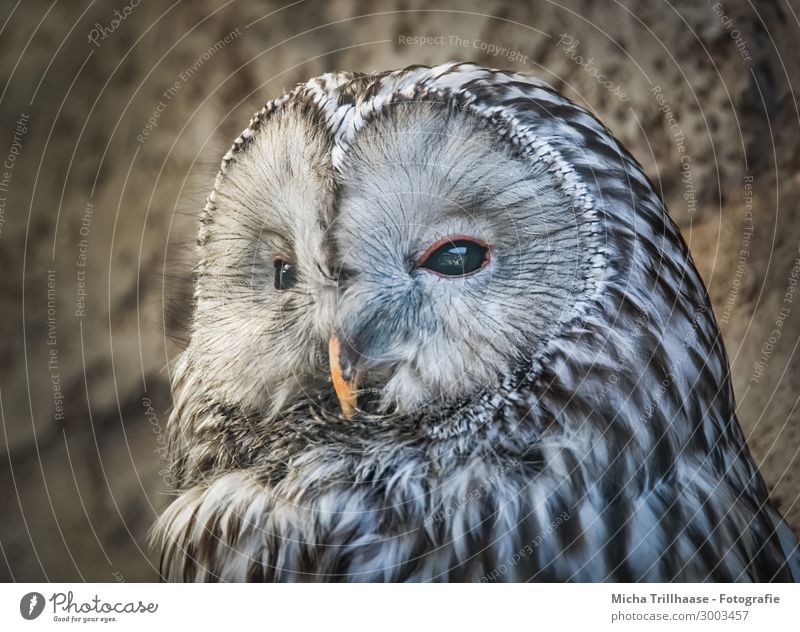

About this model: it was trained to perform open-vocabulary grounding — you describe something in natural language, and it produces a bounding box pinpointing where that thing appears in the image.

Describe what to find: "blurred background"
[1,0,799,581]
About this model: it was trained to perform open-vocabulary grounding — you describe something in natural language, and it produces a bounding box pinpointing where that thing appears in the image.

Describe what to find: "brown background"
[1,0,799,581]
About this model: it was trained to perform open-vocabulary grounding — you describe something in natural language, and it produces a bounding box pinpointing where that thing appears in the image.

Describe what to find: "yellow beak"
[328,335,357,418]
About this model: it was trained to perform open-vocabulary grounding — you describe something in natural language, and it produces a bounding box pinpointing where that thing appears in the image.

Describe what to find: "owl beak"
[328,335,358,418]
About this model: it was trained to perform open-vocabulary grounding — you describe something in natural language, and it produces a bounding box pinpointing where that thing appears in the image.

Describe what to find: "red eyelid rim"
[413,234,492,276]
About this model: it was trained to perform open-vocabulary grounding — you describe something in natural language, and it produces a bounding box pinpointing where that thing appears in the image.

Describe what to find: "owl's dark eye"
[415,236,490,277]
[274,259,297,290]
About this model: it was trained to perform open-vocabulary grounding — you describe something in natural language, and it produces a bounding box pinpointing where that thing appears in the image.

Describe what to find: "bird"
[153,62,800,582]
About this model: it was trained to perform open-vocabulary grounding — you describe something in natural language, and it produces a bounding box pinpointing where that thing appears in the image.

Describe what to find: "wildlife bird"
[154,62,799,582]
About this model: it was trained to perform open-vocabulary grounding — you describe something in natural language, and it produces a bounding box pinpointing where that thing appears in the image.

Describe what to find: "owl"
[154,63,799,582]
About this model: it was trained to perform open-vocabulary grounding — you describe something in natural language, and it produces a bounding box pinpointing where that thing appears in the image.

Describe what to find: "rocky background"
[1,0,799,581]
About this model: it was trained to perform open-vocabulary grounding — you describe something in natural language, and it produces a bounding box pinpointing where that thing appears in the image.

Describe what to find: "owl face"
[190,98,590,418]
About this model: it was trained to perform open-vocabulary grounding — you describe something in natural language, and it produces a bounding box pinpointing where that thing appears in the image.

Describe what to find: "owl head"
[181,65,609,423]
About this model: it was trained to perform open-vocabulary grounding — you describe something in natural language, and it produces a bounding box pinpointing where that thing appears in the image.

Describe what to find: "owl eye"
[415,236,490,277]
[274,259,297,290]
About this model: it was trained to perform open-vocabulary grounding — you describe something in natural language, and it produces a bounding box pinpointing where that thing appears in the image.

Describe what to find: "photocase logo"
[20,592,45,620]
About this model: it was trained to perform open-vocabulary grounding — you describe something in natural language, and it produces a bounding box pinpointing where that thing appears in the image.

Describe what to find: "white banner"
[1,583,797,631]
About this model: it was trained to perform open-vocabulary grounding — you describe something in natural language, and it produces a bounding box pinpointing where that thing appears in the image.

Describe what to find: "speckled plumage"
[154,62,799,582]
